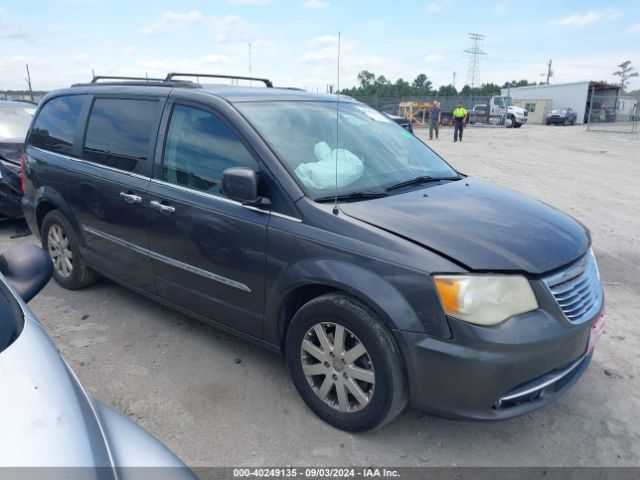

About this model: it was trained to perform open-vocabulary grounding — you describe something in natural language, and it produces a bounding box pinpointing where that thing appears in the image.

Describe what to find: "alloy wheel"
[47,224,73,278]
[300,322,375,413]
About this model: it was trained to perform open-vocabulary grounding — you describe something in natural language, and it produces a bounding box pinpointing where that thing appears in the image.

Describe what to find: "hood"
[0,314,113,468]
[508,105,527,114]
[340,178,589,274]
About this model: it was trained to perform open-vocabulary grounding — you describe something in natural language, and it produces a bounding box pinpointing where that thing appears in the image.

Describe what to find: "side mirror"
[222,167,270,206]
[0,245,53,303]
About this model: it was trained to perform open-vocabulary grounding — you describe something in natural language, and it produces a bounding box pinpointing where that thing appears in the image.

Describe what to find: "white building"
[501,81,620,125]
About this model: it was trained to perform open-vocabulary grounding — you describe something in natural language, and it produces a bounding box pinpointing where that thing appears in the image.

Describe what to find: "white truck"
[468,96,528,128]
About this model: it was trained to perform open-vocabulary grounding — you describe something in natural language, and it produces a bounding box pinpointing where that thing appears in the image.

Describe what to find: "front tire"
[286,293,408,432]
[41,210,98,289]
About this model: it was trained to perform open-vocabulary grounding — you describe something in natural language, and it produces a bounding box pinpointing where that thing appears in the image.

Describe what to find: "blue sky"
[1,0,639,92]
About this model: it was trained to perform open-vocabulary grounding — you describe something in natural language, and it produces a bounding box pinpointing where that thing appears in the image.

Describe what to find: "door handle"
[150,200,175,214]
[120,192,142,204]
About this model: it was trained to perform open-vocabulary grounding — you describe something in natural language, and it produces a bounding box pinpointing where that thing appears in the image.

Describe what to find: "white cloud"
[139,10,206,35]
[553,8,622,26]
[201,54,230,63]
[0,11,27,38]
[139,11,260,44]
[424,2,442,13]
[494,2,508,14]
[117,57,235,79]
[72,53,90,63]
[296,36,355,64]
[424,53,443,62]
[310,35,339,46]
[122,45,136,54]
[228,0,273,4]
[629,23,640,35]
[303,0,330,8]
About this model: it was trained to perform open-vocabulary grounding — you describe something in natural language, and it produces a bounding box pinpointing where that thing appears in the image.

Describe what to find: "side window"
[83,98,157,174]
[162,104,259,197]
[28,95,84,156]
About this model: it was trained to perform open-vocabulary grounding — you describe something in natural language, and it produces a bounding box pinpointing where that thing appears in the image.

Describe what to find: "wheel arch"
[35,186,84,246]
[267,259,424,351]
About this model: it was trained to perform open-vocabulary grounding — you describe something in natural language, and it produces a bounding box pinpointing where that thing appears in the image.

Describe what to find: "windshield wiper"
[384,175,458,192]
[315,191,389,202]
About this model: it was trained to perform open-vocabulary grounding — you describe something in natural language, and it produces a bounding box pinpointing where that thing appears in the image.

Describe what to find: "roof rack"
[90,75,166,83]
[165,72,273,88]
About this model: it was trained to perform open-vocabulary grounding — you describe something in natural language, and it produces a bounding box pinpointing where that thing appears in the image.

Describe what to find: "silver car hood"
[0,277,194,477]
[0,313,113,467]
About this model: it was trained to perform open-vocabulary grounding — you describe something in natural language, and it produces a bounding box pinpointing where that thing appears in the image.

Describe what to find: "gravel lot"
[1,124,639,467]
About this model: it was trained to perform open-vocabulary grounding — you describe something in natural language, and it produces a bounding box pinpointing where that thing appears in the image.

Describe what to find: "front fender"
[266,258,426,346]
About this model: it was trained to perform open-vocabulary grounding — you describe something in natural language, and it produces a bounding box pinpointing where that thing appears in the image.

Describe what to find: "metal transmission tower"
[464,33,487,88]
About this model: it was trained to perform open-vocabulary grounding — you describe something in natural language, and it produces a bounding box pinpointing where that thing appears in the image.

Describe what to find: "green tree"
[437,84,458,96]
[357,70,375,89]
[613,60,639,92]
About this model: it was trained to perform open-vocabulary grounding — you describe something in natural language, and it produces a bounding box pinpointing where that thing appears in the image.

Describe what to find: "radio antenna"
[332,32,341,216]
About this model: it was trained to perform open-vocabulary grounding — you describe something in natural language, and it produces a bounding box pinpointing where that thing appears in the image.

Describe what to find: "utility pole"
[248,43,252,86]
[25,64,34,101]
[452,71,456,88]
[546,59,553,84]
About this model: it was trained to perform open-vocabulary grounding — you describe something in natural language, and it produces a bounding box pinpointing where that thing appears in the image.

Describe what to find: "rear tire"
[41,210,98,290]
[286,293,408,432]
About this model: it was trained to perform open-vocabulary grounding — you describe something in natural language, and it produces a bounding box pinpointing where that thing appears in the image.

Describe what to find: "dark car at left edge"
[0,100,36,220]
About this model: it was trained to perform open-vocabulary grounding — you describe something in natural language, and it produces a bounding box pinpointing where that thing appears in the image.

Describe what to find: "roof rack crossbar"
[164,72,273,88]
[90,75,165,84]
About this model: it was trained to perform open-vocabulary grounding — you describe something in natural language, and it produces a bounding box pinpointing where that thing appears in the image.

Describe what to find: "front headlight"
[433,274,538,326]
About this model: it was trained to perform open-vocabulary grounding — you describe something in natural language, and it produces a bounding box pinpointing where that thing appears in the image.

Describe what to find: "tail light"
[20,152,26,192]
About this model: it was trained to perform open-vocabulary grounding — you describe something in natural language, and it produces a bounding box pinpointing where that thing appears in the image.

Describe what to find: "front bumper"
[395,306,602,420]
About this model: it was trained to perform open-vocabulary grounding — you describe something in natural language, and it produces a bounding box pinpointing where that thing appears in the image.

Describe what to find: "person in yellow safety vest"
[450,101,468,142]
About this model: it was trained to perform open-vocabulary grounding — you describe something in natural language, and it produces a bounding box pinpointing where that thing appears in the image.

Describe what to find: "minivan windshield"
[237,101,458,199]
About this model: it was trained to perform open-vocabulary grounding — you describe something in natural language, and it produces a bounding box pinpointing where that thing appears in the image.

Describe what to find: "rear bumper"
[0,190,22,219]
[395,307,601,420]
[21,196,38,235]
[0,169,23,219]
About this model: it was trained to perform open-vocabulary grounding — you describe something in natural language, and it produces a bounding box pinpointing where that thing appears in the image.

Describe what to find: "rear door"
[145,99,268,337]
[65,94,166,292]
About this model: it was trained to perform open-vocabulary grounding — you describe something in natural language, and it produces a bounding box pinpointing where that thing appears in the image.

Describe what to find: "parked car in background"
[468,104,488,124]
[0,100,36,220]
[22,74,604,432]
[0,244,194,476]
[382,112,413,133]
[546,108,577,126]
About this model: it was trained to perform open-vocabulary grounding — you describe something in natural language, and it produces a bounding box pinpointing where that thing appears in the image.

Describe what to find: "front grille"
[543,249,603,324]
[524,111,528,117]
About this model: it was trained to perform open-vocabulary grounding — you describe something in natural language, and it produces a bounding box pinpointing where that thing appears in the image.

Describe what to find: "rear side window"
[162,104,258,196]
[83,98,157,175]
[28,95,84,156]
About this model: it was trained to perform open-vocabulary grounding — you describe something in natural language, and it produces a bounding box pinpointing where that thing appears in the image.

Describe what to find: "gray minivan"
[21,74,605,431]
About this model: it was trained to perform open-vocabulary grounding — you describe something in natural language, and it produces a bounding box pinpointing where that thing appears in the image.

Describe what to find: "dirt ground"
[1,124,639,467]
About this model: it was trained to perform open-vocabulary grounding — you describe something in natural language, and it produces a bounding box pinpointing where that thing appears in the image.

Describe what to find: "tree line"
[339,70,539,98]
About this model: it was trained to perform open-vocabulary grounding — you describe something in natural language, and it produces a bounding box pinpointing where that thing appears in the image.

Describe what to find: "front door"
[146,102,268,337]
